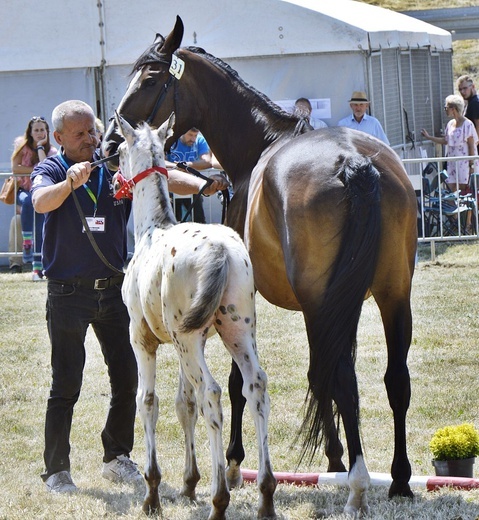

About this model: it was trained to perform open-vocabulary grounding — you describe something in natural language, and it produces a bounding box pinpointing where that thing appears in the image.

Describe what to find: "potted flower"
[430,423,479,477]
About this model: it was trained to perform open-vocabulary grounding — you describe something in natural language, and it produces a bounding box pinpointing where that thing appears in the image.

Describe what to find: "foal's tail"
[299,153,382,464]
[179,243,229,333]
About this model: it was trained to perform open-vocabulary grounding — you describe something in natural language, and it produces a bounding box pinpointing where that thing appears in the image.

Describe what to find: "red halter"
[113,166,168,200]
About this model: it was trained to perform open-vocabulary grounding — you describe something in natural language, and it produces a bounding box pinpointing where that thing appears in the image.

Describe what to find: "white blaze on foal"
[113,113,276,520]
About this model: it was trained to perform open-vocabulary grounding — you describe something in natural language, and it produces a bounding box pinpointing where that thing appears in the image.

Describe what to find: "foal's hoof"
[388,480,414,499]
[142,500,162,517]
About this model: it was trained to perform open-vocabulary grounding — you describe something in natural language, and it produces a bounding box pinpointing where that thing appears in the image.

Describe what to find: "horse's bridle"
[113,166,169,200]
[145,57,178,125]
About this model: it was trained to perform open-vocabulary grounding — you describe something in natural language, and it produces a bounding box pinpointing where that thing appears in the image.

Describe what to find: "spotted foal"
[113,113,276,519]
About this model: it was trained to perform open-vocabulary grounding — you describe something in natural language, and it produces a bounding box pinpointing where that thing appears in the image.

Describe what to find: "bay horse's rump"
[246,127,415,311]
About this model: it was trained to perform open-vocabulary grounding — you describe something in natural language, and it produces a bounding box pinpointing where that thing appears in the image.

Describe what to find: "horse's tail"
[299,153,382,464]
[178,243,229,333]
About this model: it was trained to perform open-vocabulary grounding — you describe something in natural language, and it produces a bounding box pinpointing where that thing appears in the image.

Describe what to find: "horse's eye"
[144,78,157,88]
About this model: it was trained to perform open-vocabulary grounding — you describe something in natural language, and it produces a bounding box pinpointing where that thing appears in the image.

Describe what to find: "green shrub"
[430,423,479,461]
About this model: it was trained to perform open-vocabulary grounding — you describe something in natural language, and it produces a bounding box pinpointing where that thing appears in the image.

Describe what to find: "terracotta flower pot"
[432,457,475,478]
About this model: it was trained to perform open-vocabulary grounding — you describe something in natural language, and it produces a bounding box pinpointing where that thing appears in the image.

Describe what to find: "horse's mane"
[185,47,308,139]
[132,40,310,140]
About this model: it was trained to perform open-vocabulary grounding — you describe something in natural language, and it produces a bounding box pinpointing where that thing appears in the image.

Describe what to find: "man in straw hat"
[337,90,389,144]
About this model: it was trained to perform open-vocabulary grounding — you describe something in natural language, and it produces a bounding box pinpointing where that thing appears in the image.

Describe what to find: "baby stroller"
[419,162,476,237]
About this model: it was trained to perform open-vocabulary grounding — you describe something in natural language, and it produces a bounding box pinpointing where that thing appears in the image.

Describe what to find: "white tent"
[0,0,452,167]
[0,0,452,259]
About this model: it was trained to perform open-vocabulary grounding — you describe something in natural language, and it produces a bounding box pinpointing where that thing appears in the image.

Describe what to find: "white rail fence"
[1,156,478,263]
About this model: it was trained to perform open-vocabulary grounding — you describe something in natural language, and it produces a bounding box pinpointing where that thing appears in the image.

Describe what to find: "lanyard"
[58,152,104,216]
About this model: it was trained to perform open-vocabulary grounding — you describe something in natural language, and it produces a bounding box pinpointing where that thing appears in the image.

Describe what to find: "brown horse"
[103,16,418,515]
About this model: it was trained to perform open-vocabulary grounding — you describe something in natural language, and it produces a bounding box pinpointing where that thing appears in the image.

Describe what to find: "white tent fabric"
[0,0,451,72]
[0,0,453,264]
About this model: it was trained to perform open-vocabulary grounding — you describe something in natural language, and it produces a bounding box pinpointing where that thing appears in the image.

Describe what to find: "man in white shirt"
[337,91,389,145]
[293,98,328,129]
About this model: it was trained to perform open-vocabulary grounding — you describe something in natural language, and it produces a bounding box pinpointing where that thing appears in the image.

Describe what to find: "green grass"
[1,241,479,518]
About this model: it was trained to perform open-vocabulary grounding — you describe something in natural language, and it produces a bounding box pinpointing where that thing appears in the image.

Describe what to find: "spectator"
[457,75,479,152]
[8,214,23,273]
[166,128,213,223]
[293,97,328,129]
[421,94,479,195]
[95,117,105,143]
[11,116,58,280]
[31,100,229,494]
[337,91,390,145]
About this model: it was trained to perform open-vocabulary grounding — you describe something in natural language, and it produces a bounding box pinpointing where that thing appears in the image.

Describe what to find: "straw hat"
[348,91,370,104]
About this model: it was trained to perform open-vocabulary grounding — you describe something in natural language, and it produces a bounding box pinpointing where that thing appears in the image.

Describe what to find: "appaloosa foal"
[112,113,276,519]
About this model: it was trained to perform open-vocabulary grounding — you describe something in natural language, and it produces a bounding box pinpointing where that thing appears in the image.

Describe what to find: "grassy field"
[1,241,479,519]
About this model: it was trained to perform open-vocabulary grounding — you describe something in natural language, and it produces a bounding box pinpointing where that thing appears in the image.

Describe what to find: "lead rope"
[175,161,230,224]
[70,154,124,276]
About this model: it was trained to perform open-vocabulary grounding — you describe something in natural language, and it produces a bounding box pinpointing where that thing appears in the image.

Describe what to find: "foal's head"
[112,113,175,200]
[115,112,174,179]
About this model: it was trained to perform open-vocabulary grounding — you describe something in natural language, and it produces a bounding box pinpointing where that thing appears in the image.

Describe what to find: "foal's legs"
[175,365,201,500]
[134,343,162,515]
[175,335,230,520]
[218,317,277,519]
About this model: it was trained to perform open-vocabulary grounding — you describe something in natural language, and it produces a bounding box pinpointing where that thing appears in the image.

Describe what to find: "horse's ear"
[115,112,136,145]
[153,33,165,46]
[160,16,184,56]
[158,113,175,142]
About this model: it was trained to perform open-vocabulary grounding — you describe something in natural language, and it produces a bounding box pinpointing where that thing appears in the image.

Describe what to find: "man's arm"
[168,169,229,196]
[33,162,92,213]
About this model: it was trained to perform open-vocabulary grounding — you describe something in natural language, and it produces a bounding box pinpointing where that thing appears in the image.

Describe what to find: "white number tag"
[169,55,185,80]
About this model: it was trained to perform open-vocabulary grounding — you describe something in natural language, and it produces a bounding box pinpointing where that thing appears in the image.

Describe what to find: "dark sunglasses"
[31,116,46,122]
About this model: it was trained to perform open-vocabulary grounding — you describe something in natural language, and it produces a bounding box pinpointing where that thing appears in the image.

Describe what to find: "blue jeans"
[41,280,138,480]
[17,188,44,258]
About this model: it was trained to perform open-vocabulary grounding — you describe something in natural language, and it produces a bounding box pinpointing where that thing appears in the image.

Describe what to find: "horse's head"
[112,112,175,200]
[103,15,187,163]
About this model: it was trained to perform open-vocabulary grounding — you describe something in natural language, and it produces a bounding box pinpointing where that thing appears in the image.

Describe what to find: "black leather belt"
[53,274,125,290]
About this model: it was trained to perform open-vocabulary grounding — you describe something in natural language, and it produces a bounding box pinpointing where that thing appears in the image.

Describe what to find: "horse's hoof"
[142,500,162,516]
[226,465,243,489]
[328,461,347,472]
[388,480,414,498]
[180,486,197,501]
[207,511,226,520]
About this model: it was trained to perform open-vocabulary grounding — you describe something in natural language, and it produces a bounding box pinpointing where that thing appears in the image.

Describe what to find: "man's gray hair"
[52,100,94,132]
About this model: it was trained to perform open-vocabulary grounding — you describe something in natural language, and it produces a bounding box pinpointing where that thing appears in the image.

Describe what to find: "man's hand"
[203,173,230,195]
[67,162,92,190]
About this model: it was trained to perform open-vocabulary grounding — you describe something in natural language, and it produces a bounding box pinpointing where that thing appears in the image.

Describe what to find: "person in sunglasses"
[11,116,57,280]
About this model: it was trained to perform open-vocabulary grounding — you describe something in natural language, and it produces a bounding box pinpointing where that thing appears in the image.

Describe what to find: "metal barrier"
[2,157,478,263]
[403,155,479,260]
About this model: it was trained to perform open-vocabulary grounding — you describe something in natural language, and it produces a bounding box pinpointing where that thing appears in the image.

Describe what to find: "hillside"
[361,0,479,80]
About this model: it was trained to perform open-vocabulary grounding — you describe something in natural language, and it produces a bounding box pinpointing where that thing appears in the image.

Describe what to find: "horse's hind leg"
[134,343,162,515]
[377,295,413,498]
[331,353,370,516]
[175,336,230,520]
[219,324,277,519]
[175,366,200,500]
[324,402,347,473]
[225,360,246,489]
